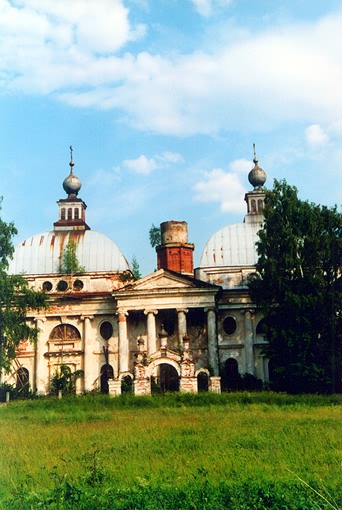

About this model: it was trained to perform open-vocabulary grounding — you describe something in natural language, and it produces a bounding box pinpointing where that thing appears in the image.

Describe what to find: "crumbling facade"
[5,150,268,396]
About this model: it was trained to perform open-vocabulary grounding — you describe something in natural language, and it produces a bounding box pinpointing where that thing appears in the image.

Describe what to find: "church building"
[5,149,268,395]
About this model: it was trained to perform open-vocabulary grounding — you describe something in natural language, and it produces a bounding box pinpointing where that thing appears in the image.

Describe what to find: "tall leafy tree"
[0,198,47,375]
[149,224,161,248]
[249,180,342,393]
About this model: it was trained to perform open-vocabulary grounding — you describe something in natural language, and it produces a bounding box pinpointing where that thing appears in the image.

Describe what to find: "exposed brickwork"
[156,220,195,276]
[179,377,197,393]
[157,244,194,275]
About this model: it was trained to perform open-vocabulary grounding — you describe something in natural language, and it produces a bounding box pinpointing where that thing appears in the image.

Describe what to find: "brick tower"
[156,221,194,276]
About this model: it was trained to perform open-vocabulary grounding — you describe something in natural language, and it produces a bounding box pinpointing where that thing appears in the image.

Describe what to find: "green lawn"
[0,392,341,509]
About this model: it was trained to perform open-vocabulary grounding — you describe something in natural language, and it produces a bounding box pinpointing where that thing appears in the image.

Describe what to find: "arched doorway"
[100,364,114,394]
[152,363,179,394]
[197,371,209,392]
[221,358,241,391]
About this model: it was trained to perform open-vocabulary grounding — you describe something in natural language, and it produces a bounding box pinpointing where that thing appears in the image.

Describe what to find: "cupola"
[54,146,90,232]
[244,144,267,224]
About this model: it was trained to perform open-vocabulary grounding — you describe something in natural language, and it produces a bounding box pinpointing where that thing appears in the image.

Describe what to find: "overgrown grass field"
[0,392,341,509]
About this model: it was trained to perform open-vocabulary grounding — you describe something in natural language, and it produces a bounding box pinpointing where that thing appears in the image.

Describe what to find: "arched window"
[258,199,264,212]
[256,319,267,337]
[100,364,114,394]
[251,199,256,212]
[74,208,79,220]
[16,367,29,393]
[49,324,81,342]
[67,208,72,220]
[61,208,66,220]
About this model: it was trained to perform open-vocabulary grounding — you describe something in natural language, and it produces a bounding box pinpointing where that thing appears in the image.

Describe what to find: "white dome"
[199,223,261,268]
[8,230,130,275]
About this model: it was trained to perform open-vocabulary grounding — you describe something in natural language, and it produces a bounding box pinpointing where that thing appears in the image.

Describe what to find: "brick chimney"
[156,221,194,276]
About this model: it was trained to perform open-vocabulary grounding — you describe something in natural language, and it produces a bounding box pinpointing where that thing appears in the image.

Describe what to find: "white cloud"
[0,3,339,136]
[0,0,145,92]
[122,151,183,175]
[305,124,329,146]
[156,152,184,164]
[123,155,158,174]
[190,0,232,17]
[229,158,252,174]
[193,167,247,213]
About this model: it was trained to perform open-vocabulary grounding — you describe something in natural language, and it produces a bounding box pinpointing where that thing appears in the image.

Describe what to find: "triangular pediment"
[118,269,219,293]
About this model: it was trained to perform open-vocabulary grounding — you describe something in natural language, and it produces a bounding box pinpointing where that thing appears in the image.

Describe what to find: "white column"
[244,310,255,375]
[205,307,219,376]
[144,309,158,355]
[117,309,129,373]
[34,316,47,394]
[81,315,94,392]
[177,308,188,344]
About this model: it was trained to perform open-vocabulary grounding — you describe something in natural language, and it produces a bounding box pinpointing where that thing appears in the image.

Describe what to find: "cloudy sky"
[0,0,340,276]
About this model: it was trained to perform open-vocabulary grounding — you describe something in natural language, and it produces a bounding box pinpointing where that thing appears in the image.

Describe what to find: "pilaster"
[117,309,129,373]
[205,307,219,375]
[243,309,255,375]
[81,315,94,392]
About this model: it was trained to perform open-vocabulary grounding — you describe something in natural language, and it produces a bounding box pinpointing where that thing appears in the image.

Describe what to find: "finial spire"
[69,145,74,172]
[253,143,258,165]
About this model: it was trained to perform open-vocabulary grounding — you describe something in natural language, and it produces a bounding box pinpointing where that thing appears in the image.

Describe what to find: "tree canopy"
[131,255,141,279]
[249,179,342,393]
[149,224,161,248]
[60,239,85,274]
[0,198,47,374]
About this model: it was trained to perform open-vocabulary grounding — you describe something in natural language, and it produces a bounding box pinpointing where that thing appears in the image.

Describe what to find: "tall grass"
[0,392,341,507]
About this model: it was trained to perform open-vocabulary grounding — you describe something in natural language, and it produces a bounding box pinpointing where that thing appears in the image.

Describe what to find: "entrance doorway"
[100,364,114,394]
[197,371,209,392]
[151,363,179,393]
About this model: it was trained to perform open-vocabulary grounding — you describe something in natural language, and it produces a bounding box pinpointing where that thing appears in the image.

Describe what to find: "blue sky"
[0,0,340,276]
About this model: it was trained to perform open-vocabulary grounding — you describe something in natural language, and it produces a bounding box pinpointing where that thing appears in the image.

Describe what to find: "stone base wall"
[209,376,221,393]
[134,379,151,396]
[179,377,197,393]
[108,379,121,396]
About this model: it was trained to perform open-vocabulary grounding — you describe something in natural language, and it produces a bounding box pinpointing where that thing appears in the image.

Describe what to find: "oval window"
[73,279,84,291]
[57,280,68,292]
[43,281,53,292]
[100,321,113,340]
[223,316,237,335]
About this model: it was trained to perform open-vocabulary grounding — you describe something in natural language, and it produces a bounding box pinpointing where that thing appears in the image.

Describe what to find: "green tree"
[131,255,141,279]
[60,238,85,274]
[0,198,47,375]
[249,179,342,393]
[50,364,84,395]
[149,223,161,248]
